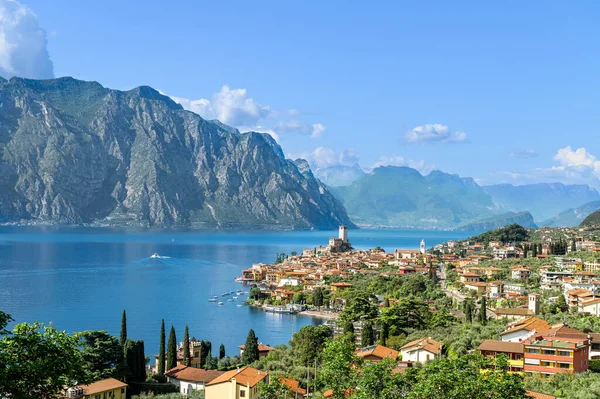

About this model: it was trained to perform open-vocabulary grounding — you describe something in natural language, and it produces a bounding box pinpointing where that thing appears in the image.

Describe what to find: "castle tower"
[528,293,541,315]
[420,239,426,254]
[339,225,348,244]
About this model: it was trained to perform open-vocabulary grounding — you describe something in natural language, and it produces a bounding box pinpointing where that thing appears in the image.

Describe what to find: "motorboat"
[150,253,160,258]
[218,302,224,306]
[208,298,217,302]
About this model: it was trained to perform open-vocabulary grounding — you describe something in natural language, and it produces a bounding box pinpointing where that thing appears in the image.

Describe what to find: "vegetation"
[468,223,530,244]
[242,329,260,364]
[581,209,600,227]
[79,330,126,381]
[158,319,166,374]
[120,309,127,347]
[183,325,190,367]
[167,326,177,371]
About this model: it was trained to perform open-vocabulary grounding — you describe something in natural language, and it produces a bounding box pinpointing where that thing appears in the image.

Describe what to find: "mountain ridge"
[0,76,354,230]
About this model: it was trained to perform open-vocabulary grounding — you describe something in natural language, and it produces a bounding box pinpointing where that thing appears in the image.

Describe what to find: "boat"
[218,302,224,306]
[233,296,238,300]
[222,293,229,297]
[150,253,160,258]
[264,306,297,314]
[227,299,233,302]
[208,298,217,302]
[213,296,218,299]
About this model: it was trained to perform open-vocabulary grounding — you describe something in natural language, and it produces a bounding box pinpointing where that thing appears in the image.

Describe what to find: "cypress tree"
[360,321,374,347]
[465,301,472,323]
[219,344,226,359]
[167,325,177,371]
[158,319,166,374]
[120,310,127,348]
[479,297,487,325]
[532,244,538,258]
[523,245,528,259]
[572,240,577,253]
[183,325,190,366]
[203,341,213,368]
[242,329,260,365]
[137,340,146,382]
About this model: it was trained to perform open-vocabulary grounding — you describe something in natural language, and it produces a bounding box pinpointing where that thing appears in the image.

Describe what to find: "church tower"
[528,293,541,315]
[420,239,426,254]
[339,225,348,244]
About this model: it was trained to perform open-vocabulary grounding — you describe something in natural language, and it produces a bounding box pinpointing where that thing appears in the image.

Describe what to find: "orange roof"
[165,365,224,383]
[478,340,524,354]
[355,345,399,361]
[527,390,556,399]
[79,378,127,395]
[331,282,353,287]
[462,272,480,277]
[537,323,588,341]
[206,366,268,387]
[238,343,276,352]
[323,388,353,398]
[400,337,442,355]
[279,377,307,395]
[500,317,550,336]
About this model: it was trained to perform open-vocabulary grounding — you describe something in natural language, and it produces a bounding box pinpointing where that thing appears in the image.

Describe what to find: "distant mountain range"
[313,164,366,187]
[482,183,600,222]
[0,77,353,229]
[328,166,600,230]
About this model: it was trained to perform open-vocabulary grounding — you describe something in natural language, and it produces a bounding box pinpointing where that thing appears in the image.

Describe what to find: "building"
[205,367,269,399]
[420,239,426,254]
[528,293,541,315]
[330,282,353,292]
[67,378,127,399]
[400,337,442,363]
[339,225,348,244]
[478,340,524,373]
[500,317,550,343]
[492,307,534,321]
[460,272,481,283]
[238,343,276,359]
[354,345,399,363]
[512,268,531,280]
[581,297,600,316]
[278,377,307,399]
[523,335,590,375]
[165,365,224,394]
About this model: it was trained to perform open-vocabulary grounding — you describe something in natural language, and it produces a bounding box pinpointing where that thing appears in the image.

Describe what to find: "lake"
[0,226,473,358]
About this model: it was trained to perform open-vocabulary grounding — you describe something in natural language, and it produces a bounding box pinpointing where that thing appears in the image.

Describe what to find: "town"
[5,223,600,399]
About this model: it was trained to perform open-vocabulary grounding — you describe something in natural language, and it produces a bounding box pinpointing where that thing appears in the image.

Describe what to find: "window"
[240,390,246,397]
[558,363,571,369]
[121,389,125,395]
[527,348,540,354]
[542,349,555,355]
[558,351,570,357]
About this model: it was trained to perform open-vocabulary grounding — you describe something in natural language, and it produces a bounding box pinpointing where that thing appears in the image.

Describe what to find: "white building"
[165,366,224,394]
[400,337,442,363]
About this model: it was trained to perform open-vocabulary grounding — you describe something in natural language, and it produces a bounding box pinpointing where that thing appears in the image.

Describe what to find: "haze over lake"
[0,227,474,355]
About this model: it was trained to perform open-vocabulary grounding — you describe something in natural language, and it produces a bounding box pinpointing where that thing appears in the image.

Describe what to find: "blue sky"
[2,0,600,187]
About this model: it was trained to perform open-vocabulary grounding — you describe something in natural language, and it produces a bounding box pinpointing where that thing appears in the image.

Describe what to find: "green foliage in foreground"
[525,371,600,399]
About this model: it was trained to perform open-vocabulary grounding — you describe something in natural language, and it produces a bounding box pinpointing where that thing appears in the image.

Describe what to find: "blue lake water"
[0,226,473,358]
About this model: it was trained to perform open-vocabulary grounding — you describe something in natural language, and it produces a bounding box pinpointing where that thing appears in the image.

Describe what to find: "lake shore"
[298,310,339,320]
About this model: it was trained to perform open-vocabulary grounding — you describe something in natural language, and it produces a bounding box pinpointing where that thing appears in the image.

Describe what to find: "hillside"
[0,77,353,229]
[455,211,537,231]
[331,166,495,229]
[483,183,600,222]
[581,210,600,227]
[541,201,600,227]
[467,223,531,244]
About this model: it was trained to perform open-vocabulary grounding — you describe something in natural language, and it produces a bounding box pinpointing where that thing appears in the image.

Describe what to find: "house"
[205,367,269,399]
[492,307,534,321]
[581,297,600,316]
[330,282,353,292]
[500,317,551,343]
[68,378,127,399]
[478,340,524,373]
[511,268,531,280]
[526,391,557,399]
[463,281,487,294]
[238,343,276,359]
[278,377,307,399]
[400,337,442,363]
[354,345,399,363]
[460,272,481,283]
[503,282,528,296]
[165,365,224,394]
[523,334,590,375]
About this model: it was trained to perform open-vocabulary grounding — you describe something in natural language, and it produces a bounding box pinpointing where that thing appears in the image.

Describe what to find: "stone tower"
[420,239,426,254]
[339,225,348,244]
[528,293,541,315]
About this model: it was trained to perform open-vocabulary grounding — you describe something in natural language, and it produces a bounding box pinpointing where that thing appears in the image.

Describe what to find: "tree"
[557,294,568,311]
[219,344,226,359]
[250,287,262,301]
[293,291,306,304]
[361,320,375,347]
[378,298,429,336]
[318,335,358,399]
[479,296,487,325]
[312,288,324,308]
[205,349,218,369]
[124,339,146,382]
[532,244,538,258]
[167,326,177,371]
[0,322,90,399]
[465,301,473,324]
[354,358,408,399]
[523,245,528,259]
[201,341,212,368]
[291,325,332,366]
[0,311,13,335]
[120,310,127,348]
[242,329,260,364]
[79,330,125,381]
[572,240,577,253]
[258,376,293,399]
[158,319,166,374]
[183,325,190,366]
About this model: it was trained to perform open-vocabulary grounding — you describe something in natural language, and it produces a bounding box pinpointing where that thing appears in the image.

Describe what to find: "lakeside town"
[6,223,600,398]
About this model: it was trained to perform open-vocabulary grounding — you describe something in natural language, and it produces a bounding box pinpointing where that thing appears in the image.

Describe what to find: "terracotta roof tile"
[165,365,224,383]
[478,340,524,354]
[400,337,442,355]
[79,378,127,395]
[526,390,556,399]
[355,345,399,360]
[205,366,268,387]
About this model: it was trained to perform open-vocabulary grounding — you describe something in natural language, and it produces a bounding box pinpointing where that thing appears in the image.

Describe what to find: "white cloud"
[272,121,326,138]
[404,124,467,144]
[510,149,538,159]
[372,155,437,174]
[289,147,360,169]
[168,86,325,141]
[490,146,600,188]
[0,0,53,79]
[170,85,270,127]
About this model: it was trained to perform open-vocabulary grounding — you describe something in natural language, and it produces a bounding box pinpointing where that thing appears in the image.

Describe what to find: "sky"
[1,0,599,187]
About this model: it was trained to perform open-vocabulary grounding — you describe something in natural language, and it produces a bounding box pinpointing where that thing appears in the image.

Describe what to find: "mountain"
[581,209,600,227]
[483,183,600,222]
[313,164,366,187]
[455,211,537,231]
[331,166,495,228]
[0,77,353,229]
[541,201,600,227]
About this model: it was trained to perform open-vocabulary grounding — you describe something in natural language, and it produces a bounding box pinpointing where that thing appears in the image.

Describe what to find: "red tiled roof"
[355,345,399,361]
[78,378,127,395]
[400,337,442,355]
[165,365,224,383]
[206,366,268,387]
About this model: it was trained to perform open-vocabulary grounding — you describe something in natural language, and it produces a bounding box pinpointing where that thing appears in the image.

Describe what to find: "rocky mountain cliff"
[0,77,353,229]
[455,211,537,231]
